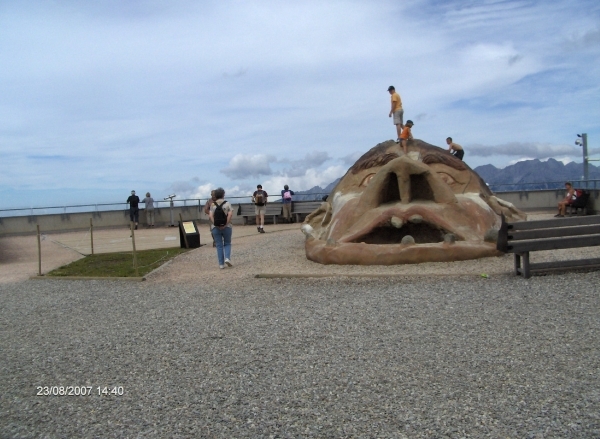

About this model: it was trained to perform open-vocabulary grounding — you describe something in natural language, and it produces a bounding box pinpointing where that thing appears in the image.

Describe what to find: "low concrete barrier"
[494,189,599,213]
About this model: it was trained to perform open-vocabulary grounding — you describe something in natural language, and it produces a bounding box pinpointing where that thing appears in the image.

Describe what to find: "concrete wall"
[1,191,598,236]
[494,189,600,212]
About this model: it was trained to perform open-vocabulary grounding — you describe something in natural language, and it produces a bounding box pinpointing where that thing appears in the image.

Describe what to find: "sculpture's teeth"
[301,224,314,238]
[484,228,499,242]
[390,216,404,229]
[401,235,415,245]
[443,233,456,244]
[408,214,423,224]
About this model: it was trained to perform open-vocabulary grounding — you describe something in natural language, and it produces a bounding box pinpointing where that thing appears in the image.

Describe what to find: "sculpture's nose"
[359,156,457,209]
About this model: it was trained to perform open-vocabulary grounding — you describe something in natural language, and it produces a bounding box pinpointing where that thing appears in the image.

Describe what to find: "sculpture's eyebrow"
[351,152,400,174]
[421,152,468,171]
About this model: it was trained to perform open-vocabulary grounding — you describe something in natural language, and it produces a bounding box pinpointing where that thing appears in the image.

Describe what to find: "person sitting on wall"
[556,182,576,217]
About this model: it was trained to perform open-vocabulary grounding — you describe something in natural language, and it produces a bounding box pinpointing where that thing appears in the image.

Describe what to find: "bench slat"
[292,203,322,214]
[510,224,600,240]
[526,258,600,271]
[506,215,600,231]
[508,234,600,252]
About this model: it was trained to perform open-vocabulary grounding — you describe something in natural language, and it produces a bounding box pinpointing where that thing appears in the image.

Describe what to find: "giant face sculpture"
[302,139,525,265]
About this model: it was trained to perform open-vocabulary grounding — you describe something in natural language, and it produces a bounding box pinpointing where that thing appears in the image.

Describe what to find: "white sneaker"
[219,265,225,269]
[225,258,232,267]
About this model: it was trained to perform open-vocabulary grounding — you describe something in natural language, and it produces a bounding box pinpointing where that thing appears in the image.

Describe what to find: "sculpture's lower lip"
[305,239,500,265]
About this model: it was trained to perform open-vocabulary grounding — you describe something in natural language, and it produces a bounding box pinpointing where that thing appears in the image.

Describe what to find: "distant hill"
[474,159,600,191]
[287,178,341,201]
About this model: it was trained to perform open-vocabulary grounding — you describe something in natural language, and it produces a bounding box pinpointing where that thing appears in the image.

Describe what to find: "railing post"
[37,224,42,276]
[130,222,139,277]
[90,218,94,255]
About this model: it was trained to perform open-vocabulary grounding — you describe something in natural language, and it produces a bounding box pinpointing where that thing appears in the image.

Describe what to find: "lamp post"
[576,133,589,185]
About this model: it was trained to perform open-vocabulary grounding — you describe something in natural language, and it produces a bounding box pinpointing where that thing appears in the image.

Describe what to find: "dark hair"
[284,185,289,190]
[565,182,572,187]
[257,184,262,189]
[214,187,225,199]
[446,137,452,142]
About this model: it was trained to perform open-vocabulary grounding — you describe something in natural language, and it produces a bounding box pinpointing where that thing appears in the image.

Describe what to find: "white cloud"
[260,165,346,196]
[469,142,579,158]
[221,154,275,179]
[1,0,599,208]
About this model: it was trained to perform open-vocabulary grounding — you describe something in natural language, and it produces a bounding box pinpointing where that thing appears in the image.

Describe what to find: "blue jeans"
[211,227,232,266]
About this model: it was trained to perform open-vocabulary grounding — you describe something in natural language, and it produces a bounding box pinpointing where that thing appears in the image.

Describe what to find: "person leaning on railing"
[141,192,155,227]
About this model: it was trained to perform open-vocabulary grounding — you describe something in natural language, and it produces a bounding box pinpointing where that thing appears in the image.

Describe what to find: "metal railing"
[4,181,599,218]
[489,179,600,192]
[0,193,332,218]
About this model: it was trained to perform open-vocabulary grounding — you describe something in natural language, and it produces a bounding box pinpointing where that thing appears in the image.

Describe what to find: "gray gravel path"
[1,272,599,438]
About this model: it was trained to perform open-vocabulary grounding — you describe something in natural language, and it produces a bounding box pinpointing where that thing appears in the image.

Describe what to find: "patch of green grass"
[48,248,189,277]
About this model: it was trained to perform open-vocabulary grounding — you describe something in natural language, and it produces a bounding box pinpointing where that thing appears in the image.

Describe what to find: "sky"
[1,0,599,210]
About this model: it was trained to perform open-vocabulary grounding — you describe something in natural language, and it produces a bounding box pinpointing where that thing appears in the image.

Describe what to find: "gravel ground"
[1,272,599,438]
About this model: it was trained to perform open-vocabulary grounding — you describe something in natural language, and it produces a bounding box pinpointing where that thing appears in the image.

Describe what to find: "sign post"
[178,219,200,249]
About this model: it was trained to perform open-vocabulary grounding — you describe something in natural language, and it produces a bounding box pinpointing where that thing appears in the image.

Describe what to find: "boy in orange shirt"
[399,120,414,155]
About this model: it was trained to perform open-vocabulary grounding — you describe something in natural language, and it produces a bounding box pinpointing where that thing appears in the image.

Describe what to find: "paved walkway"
[0,223,300,283]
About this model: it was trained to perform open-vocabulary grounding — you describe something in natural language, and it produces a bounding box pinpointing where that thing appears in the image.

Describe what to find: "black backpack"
[255,191,265,206]
[213,201,228,227]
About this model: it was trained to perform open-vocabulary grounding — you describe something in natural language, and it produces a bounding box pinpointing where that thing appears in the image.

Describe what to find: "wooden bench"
[237,203,282,225]
[497,214,600,278]
[566,190,591,216]
[291,201,323,223]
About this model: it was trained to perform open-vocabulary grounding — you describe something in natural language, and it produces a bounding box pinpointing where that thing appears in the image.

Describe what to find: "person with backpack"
[252,184,268,233]
[209,187,234,269]
[280,184,295,223]
[204,190,217,247]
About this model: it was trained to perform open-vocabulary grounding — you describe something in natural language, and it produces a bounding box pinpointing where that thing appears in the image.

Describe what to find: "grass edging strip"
[44,248,188,278]
[255,273,500,279]
[31,275,146,281]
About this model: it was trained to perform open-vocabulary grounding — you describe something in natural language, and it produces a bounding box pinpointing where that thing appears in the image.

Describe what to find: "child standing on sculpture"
[399,120,414,155]
[387,86,404,142]
[446,137,464,160]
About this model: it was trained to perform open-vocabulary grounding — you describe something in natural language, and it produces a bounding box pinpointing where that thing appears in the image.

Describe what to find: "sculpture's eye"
[360,173,375,187]
[438,172,458,186]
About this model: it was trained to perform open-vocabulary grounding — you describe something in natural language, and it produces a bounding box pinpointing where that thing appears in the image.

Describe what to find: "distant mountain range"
[474,159,600,191]
[289,159,599,201]
[290,178,341,201]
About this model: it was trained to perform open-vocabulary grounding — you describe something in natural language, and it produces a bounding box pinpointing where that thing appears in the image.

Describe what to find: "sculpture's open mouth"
[339,206,463,247]
[349,221,452,245]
